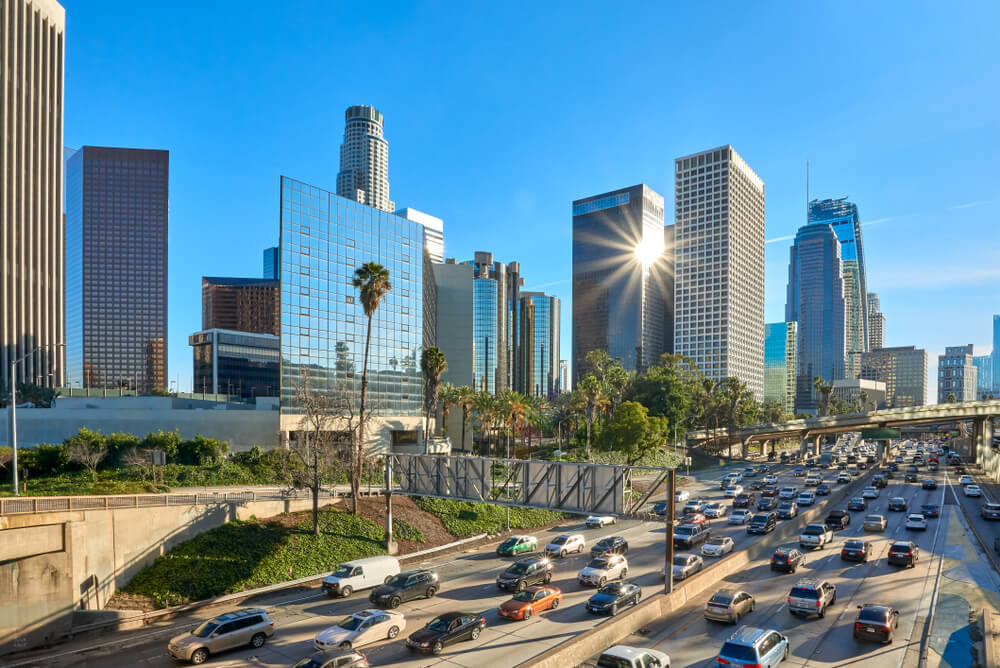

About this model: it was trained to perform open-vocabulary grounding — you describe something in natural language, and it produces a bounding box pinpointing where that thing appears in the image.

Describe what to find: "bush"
[393,519,425,542]
[105,432,142,467]
[141,430,181,461]
[19,443,72,475]
[412,497,568,537]
[177,435,230,465]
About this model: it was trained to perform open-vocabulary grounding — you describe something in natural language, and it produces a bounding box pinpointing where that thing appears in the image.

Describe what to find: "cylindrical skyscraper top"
[337,105,393,212]
[345,105,384,126]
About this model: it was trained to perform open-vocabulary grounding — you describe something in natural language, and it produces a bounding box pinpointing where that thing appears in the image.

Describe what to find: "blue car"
[652,502,668,516]
[717,626,789,667]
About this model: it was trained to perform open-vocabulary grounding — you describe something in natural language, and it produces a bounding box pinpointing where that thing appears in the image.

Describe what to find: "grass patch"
[411,497,570,537]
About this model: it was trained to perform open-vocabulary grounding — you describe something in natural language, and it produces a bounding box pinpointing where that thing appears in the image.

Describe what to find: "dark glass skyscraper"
[519,292,560,398]
[202,277,280,336]
[65,146,168,392]
[263,246,279,280]
[993,315,1000,393]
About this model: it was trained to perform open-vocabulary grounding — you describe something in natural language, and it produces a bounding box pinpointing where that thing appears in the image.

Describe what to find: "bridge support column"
[800,434,810,458]
[762,439,772,460]
[812,435,822,458]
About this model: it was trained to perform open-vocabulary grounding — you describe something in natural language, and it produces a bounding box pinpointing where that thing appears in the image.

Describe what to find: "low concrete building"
[832,378,887,411]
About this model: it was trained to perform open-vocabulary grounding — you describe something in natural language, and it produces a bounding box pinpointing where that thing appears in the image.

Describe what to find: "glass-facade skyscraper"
[763,322,797,414]
[65,146,168,392]
[263,246,280,280]
[993,315,1000,393]
[202,277,279,336]
[519,293,561,398]
[974,354,994,399]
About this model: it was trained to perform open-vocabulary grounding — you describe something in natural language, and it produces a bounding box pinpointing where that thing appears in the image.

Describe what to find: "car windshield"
[845,540,864,548]
[803,525,825,535]
[865,515,883,522]
[892,498,905,503]
[598,583,624,595]
[336,615,364,631]
[500,538,517,549]
[779,502,792,509]
[790,587,819,598]
[506,563,530,575]
[719,642,757,662]
[332,565,353,578]
[851,498,864,503]
[675,526,693,535]
[512,590,535,602]
[908,515,923,521]
[427,617,454,633]
[597,656,634,668]
[551,536,568,545]
[292,660,324,668]
[595,540,612,549]
[750,516,767,524]
[587,558,609,569]
[384,575,407,587]
[191,621,219,638]
[707,537,726,545]
[890,543,911,552]
[673,555,690,566]
[858,608,888,623]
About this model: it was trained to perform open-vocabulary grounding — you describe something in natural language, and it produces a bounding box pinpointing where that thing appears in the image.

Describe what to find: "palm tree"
[420,347,448,443]
[457,385,475,452]
[352,261,391,515]
[472,390,497,455]
[813,376,834,417]
[438,383,461,438]
[579,374,604,458]
[857,389,870,413]
[504,391,527,459]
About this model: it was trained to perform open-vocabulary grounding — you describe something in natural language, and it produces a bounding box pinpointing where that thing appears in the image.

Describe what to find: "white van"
[321,555,400,597]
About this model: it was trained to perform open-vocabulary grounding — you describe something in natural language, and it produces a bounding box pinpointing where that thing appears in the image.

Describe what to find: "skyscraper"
[559,360,569,393]
[937,345,977,403]
[867,292,884,350]
[336,105,394,213]
[263,246,279,280]
[993,315,1000,393]
[785,223,846,412]
[973,354,994,399]
[65,146,168,392]
[201,277,280,336]
[2,0,66,391]
[519,292,560,398]
[572,184,668,376]
[467,252,522,394]
[808,198,868,377]
[763,322,797,415]
[659,224,676,355]
[674,146,766,399]
[860,346,927,407]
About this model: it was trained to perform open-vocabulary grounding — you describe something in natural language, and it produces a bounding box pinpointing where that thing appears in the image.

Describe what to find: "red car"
[497,586,562,620]
[681,512,708,526]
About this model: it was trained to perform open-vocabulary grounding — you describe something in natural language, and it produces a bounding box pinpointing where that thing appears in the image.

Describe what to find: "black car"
[405,612,486,655]
[732,493,756,509]
[853,604,900,644]
[981,503,1000,520]
[847,497,867,512]
[904,472,918,483]
[921,479,938,490]
[888,462,899,472]
[761,486,778,498]
[756,496,778,511]
[495,557,553,591]
[872,475,888,489]
[887,541,919,568]
[747,512,778,535]
[591,536,629,557]
[748,480,765,491]
[585,581,641,615]
[370,570,440,608]
[815,483,831,496]
[825,510,851,530]
[888,497,908,512]
[770,548,805,573]
[921,504,941,518]
[840,540,873,562]
[652,501,668,516]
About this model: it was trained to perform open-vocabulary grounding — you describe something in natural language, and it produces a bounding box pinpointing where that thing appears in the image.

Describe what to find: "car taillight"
[880,625,892,632]
[717,658,730,665]
[787,596,791,603]
[854,622,864,629]
[744,663,761,668]
[907,552,913,556]
[816,601,822,607]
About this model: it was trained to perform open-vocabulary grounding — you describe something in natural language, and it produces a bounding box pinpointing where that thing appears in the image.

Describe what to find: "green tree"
[946,392,957,404]
[579,374,605,457]
[106,432,141,466]
[627,354,702,442]
[472,391,497,455]
[65,428,108,479]
[602,401,669,465]
[178,435,229,465]
[760,401,787,423]
[438,383,461,438]
[420,347,448,441]
[457,385,475,452]
[142,429,182,461]
[813,376,834,417]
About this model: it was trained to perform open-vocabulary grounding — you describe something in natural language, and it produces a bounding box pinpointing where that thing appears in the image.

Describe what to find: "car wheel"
[551,598,560,609]
[517,580,527,591]
[620,568,628,580]
[191,648,209,665]
[733,613,740,625]
[250,632,266,649]
[543,572,552,584]
[818,606,826,618]
[598,576,607,586]
[426,586,438,598]
[560,549,567,558]
[471,626,482,640]
[831,594,837,604]
[784,644,790,659]
[612,518,617,525]
[388,625,400,639]
[432,641,444,655]
[523,607,532,620]
[341,585,353,597]
[385,575,394,584]
[634,595,640,606]
[340,641,353,649]
[578,544,584,554]
[610,603,618,615]
[390,596,401,609]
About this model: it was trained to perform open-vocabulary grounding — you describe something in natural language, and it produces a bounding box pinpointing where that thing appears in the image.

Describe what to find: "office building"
[868,292,884,350]
[973,354,994,399]
[202,277,279,336]
[559,360,569,393]
[674,146,765,399]
[832,378,886,411]
[336,105,394,213]
[2,0,66,391]
[263,246,279,280]
[572,184,668,376]
[763,322,797,415]
[809,198,868,376]
[467,252,522,394]
[65,146,168,392]
[785,223,846,412]
[937,344,977,403]
[189,329,279,398]
[860,346,927,408]
[431,260,474,389]
[519,292,560,398]
[396,208,444,264]
[994,315,1000,393]
[658,224,676,355]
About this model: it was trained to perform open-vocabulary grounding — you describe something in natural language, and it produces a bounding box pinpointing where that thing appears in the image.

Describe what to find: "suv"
[756,496,778,511]
[717,626,789,667]
[591,536,629,557]
[369,570,440,608]
[168,608,274,664]
[825,510,850,530]
[787,579,837,617]
[887,541,919,568]
[545,534,585,558]
[888,497,908,512]
[496,556,554,591]
[982,503,1000,520]
[747,512,777,535]
[733,492,756,508]
[853,604,900,644]
[770,548,805,573]
[673,523,710,548]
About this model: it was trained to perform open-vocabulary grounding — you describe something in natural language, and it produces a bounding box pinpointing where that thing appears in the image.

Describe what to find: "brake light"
[717,659,730,665]
[854,622,864,629]
[816,601,822,608]
[744,663,761,668]
[907,552,913,556]
[787,596,791,603]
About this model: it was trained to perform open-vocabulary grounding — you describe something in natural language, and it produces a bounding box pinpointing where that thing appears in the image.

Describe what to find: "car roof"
[601,646,650,660]
[213,608,267,623]
[726,625,769,646]
[858,604,892,615]
[434,611,470,621]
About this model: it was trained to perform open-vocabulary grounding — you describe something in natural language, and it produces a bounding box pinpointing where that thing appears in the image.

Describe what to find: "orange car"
[497,586,562,620]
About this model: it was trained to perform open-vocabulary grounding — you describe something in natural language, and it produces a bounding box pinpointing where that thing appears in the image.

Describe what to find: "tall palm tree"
[813,376,834,417]
[457,385,475,452]
[420,347,448,443]
[504,391,527,459]
[353,261,391,516]
[438,383,460,438]
[472,390,497,455]
[579,374,604,458]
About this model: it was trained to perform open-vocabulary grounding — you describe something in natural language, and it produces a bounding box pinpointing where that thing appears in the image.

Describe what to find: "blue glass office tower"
[786,223,846,412]
[973,354,993,399]
[808,198,868,377]
[520,293,561,397]
[764,322,797,414]
[993,315,1000,393]
[263,246,279,279]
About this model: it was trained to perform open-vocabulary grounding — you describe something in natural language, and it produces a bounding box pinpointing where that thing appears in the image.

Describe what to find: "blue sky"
[63,1,1000,396]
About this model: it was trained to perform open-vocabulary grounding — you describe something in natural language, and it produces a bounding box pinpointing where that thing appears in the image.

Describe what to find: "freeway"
[27,459,845,668]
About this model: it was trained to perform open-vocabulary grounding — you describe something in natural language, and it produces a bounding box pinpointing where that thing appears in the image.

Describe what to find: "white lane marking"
[777,603,786,613]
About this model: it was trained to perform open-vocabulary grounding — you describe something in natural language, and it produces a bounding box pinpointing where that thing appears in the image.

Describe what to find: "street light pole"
[9,343,64,496]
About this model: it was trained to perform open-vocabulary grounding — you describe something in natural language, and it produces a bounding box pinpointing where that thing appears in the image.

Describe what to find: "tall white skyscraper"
[674,146,766,399]
[336,105,394,212]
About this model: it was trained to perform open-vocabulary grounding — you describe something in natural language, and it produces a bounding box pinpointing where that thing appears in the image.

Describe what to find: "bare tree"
[66,428,108,479]
[121,448,152,482]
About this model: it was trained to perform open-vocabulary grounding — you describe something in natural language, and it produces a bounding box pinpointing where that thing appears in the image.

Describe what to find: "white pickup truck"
[590,646,670,668]
[798,523,834,549]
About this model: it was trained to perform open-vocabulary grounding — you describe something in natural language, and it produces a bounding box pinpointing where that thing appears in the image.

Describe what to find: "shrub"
[393,519,425,542]
[412,497,568,537]
[141,430,181,461]
[105,432,142,467]
[177,435,230,465]
[19,443,72,475]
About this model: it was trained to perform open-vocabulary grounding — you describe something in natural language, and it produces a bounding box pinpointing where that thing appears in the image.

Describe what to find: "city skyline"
[58,1,1000,396]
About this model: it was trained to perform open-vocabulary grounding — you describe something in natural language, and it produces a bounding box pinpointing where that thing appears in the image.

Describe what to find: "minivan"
[322,556,401,597]
[716,626,789,667]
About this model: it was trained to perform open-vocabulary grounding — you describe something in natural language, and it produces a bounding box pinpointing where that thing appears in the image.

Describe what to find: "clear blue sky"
[63,1,1000,397]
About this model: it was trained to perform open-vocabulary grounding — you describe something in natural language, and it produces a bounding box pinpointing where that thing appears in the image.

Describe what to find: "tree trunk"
[460,413,467,452]
[586,419,592,457]
[356,313,373,515]
[312,450,320,536]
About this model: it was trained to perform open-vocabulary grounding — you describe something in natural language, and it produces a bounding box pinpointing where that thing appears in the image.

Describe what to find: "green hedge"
[412,497,569,537]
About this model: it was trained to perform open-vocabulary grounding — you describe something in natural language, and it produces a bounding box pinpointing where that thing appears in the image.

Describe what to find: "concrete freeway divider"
[518,465,878,668]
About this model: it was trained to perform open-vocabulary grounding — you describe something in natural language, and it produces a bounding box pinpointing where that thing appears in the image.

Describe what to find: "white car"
[727,471,744,482]
[701,535,735,557]
[545,533,585,557]
[965,485,982,498]
[586,514,617,528]
[959,475,974,486]
[314,609,406,651]
[729,509,752,525]
[804,476,821,487]
[597,646,670,668]
[798,523,833,548]
[763,474,778,484]
[905,514,928,530]
[796,492,816,507]
[861,486,879,499]
[778,487,797,500]
[578,553,628,586]
[704,502,729,518]
[675,490,691,503]
[724,484,744,497]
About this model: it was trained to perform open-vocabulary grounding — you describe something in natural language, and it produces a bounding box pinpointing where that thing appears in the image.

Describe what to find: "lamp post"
[9,343,65,496]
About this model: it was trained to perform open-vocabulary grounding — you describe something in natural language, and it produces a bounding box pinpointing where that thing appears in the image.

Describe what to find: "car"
[748,480,765,491]
[292,650,369,668]
[578,554,629,586]
[586,514,617,528]
[770,547,805,573]
[729,509,752,525]
[683,499,709,514]
[905,514,928,530]
[921,479,938,490]
[743,467,757,477]
[497,586,562,620]
[788,578,837,617]
[779,487,798,499]
[369,570,440,608]
[675,490,691,503]
[837,472,851,483]
[847,497,867,511]
[888,497,908,512]
[724,484,745,498]
[793,467,805,477]
[747,512,777,535]
[673,523,710,548]
[496,556,554,591]
[982,503,1000,520]
[799,523,833,549]
[815,483,831,496]
[704,589,756,624]
[496,535,537,557]
[672,553,705,580]
[314,609,406,651]
[545,534,585,558]
[797,491,816,507]
[758,464,770,473]
[405,612,485,655]
[167,608,275,664]
[702,535,736,557]
[804,475,821,487]
[681,512,708,526]
[763,474,778,484]
[777,501,799,519]
[756,496,778,511]
[887,541,919,568]
[704,502,729,518]
[586,581,642,615]
[904,472,918,483]
[761,485,778,498]
[716,626,789,668]
[920,504,940,518]
[594,646,671,668]
[965,485,983,497]
[853,604,900,644]
[651,501,669,516]
[841,540,873,562]
[591,536,629,557]
[872,475,888,489]
[888,462,899,472]
[861,486,879,499]
[863,514,887,531]
[959,474,974,485]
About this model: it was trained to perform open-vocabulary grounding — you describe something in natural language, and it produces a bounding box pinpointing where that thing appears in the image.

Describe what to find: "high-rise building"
[867,292,884,350]
[808,198,868,376]
[572,184,668,376]
[336,105,394,213]
[659,224,676,355]
[674,146,765,399]
[993,315,1000,393]
[559,360,569,393]
[785,223,846,412]
[2,0,66,391]
[937,344,977,403]
[832,378,886,410]
[189,329,279,399]
[263,246,279,280]
[763,322,797,415]
[973,354,994,399]
[201,277,280,336]
[65,146,168,392]
[432,260,474,390]
[519,292,560,398]
[860,346,927,407]
[463,252,522,394]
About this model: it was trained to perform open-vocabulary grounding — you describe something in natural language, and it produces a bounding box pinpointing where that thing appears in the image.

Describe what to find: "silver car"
[672,553,704,580]
[168,608,275,664]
